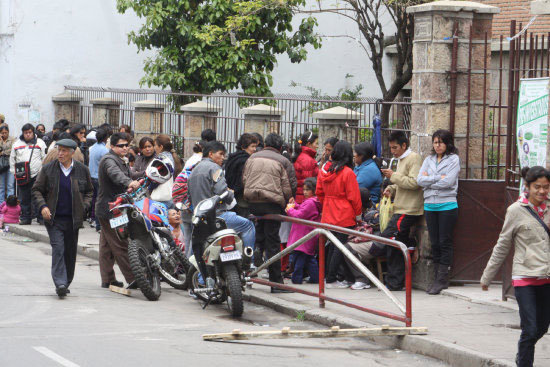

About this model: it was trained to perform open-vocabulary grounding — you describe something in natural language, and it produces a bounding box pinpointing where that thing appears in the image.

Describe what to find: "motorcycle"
[184,191,253,317]
[109,179,191,301]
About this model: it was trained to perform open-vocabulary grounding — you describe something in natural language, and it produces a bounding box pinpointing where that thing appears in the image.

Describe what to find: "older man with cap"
[32,139,93,298]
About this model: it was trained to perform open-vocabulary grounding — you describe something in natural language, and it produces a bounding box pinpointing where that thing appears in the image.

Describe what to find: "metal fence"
[65,86,411,156]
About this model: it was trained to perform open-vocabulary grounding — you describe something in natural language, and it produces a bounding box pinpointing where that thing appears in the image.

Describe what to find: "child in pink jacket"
[0,195,21,228]
[286,177,322,284]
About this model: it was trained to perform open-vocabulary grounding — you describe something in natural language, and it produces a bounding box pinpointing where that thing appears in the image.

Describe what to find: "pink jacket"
[1,202,21,224]
[286,197,322,256]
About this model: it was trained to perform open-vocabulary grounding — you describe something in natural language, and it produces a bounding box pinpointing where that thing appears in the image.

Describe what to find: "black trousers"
[45,217,79,288]
[250,203,283,283]
[381,213,421,289]
[424,208,458,266]
[326,231,354,283]
[91,178,101,229]
[515,284,550,367]
[18,177,36,222]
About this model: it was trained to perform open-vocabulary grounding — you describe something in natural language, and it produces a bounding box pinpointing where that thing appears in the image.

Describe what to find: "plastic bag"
[379,196,394,233]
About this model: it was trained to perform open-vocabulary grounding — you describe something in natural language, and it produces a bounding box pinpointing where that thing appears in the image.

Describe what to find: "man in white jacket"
[10,123,47,224]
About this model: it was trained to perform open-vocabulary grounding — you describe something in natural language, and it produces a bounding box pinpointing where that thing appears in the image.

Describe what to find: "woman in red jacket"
[293,131,319,204]
[317,140,362,288]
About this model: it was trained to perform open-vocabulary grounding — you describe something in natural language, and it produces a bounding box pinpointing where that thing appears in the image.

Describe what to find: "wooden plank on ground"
[203,325,428,341]
[109,284,131,296]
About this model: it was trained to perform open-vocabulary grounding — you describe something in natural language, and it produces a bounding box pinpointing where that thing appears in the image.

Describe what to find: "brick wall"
[479,0,550,38]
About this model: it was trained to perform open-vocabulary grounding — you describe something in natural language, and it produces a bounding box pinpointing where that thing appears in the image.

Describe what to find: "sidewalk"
[9,223,550,367]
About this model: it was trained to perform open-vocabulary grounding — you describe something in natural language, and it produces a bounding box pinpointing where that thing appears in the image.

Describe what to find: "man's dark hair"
[21,123,35,133]
[388,131,409,148]
[201,128,216,142]
[236,133,259,151]
[265,133,284,151]
[99,123,113,136]
[203,141,226,157]
[58,132,72,140]
[95,128,109,144]
[110,132,130,146]
[53,120,67,131]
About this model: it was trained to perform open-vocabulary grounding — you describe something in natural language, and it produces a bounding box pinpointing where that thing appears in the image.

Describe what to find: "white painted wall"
[0,0,151,132]
[0,0,395,132]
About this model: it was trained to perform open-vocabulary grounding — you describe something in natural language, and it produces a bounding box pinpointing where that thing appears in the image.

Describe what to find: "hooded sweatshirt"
[286,196,323,256]
[294,146,319,204]
[316,162,362,228]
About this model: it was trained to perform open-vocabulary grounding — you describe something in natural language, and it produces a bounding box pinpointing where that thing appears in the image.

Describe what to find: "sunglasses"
[115,143,129,148]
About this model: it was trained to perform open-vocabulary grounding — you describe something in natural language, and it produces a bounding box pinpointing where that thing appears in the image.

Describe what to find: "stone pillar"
[241,104,284,137]
[312,106,363,155]
[133,100,167,143]
[407,1,499,288]
[52,92,82,124]
[90,97,123,128]
[181,101,221,159]
[408,1,499,178]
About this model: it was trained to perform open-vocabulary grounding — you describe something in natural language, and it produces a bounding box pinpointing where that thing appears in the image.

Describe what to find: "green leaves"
[117,0,319,100]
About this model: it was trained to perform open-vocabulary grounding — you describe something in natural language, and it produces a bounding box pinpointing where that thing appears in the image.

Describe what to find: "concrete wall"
[0,0,394,132]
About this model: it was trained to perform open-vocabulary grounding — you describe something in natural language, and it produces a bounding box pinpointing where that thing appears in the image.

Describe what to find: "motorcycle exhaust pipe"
[242,246,253,270]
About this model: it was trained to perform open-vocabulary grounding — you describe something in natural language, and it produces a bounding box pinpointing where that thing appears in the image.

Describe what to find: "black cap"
[56,139,77,149]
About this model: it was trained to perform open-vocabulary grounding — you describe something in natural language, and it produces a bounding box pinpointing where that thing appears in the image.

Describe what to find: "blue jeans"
[515,284,550,367]
[0,170,14,205]
[219,211,255,250]
[291,251,319,284]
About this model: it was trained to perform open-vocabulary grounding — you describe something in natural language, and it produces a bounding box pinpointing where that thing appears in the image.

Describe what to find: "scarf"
[518,191,548,219]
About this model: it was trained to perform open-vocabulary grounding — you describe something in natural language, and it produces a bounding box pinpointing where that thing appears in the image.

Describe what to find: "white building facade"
[0,0,394,132]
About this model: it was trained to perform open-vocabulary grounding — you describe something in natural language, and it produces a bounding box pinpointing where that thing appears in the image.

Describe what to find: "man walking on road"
[32,139,93,298]
[96,132,141,289]
[380,131,423,291]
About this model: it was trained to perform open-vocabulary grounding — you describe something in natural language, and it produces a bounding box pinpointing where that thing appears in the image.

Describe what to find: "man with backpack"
[10,124,47,225]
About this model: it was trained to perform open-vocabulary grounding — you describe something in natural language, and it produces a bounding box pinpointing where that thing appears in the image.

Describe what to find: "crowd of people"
[0,117,466,297]
[2,111,548,366]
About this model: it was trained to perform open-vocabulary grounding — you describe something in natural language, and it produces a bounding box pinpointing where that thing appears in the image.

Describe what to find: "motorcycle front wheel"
[223,264,244,317]
[128,239,161,301]
[187,266,225,304]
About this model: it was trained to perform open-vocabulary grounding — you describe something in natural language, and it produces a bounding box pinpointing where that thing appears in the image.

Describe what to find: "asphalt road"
[0,233,447,367]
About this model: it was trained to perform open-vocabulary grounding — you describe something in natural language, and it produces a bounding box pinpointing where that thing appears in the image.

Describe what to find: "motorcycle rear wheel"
[128,239,161,301]
[224,264,244,317]
[159,246,191,290]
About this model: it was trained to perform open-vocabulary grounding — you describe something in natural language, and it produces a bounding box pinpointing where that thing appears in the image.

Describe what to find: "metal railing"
[249,214,413,327]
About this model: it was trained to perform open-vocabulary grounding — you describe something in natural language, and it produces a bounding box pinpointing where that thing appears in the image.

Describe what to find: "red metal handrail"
[251,214,413,327]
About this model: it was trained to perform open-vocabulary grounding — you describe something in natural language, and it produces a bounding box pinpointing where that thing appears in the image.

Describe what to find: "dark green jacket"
[32,160,93,228]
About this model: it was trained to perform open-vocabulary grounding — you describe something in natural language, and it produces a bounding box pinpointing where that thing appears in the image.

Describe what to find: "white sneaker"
[351,281,371,290]
[326,280,351,289]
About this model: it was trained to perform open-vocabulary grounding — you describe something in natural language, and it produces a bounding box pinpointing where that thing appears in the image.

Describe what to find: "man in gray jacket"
[188,141,255,283]
[96,132,141,289]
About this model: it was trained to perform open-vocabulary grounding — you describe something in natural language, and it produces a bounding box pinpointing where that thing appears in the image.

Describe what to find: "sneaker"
[351,281,371,290]
[326,280,351,289]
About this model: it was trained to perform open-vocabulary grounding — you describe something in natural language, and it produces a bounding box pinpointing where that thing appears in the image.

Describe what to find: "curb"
[243,290,514,367]
[8,225,100,261]
[8,225,514,367]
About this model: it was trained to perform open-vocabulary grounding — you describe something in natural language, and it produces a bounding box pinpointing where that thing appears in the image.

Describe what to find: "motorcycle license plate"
[220,251,241,262]
[109,214,129,228]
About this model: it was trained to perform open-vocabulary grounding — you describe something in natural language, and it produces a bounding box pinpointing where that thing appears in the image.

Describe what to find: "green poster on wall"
[516,78,549,170]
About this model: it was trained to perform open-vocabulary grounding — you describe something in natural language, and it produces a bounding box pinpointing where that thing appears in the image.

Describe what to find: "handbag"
[14,145,35,186]
[379,196,394,232]
[523,206,550,237]
[0,155,9,173]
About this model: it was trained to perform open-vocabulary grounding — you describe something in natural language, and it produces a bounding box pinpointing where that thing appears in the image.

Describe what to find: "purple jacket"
[286,197,322,256]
